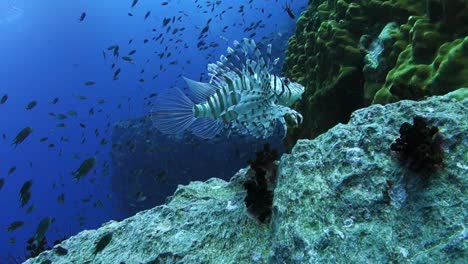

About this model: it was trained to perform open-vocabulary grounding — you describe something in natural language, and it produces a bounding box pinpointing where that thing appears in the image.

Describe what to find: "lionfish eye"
[284,77,290,85]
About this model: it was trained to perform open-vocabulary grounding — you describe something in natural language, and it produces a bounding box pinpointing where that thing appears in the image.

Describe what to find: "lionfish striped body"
[151,38,304,139]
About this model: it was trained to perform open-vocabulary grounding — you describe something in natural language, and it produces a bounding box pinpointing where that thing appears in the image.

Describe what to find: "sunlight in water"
[0,0,24,24]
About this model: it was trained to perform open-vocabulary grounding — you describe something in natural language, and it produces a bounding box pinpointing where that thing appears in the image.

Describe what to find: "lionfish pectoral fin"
[150,88,195,135]
[222,108,239,120]
[189,118,224,139]
[183,77,218,103]
[233,103,302,139]
[273,57,280,65]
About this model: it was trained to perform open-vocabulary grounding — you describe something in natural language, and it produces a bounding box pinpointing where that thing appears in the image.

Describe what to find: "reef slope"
[25,90,467,263]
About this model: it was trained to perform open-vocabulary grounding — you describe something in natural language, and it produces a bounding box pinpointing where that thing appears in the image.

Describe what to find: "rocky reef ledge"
[25,90,467,263]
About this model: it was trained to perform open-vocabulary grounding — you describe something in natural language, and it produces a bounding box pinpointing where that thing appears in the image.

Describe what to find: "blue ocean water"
[0,0,306,261]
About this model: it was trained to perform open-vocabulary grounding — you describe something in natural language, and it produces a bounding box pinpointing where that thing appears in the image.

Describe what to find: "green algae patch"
[374,36,468,104]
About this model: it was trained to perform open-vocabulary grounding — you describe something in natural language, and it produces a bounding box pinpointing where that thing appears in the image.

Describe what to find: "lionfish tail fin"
[150,88,195,135]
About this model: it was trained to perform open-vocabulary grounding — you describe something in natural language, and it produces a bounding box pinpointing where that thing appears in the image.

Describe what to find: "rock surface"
[25,90,467,263]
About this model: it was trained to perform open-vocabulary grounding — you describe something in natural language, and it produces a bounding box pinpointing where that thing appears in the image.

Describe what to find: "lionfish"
[150,38,304,139]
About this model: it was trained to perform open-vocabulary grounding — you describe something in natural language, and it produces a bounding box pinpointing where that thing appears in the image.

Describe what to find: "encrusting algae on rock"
[22,91,468,264]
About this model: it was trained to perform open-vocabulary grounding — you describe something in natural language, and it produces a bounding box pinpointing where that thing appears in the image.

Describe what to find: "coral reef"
[24,91,467,264]
[283,0,468,149]
[374,35,468,103]
[362,22,399,81]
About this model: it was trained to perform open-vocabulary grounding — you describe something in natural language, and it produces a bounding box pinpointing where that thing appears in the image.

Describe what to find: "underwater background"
[2,0,468,263]
[0,0,307,261]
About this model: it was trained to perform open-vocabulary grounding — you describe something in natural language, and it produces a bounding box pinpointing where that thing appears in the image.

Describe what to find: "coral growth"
[373,22,468,104]
[282,0,468,149]
[390,116,443,173]
[244,143,278,224]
